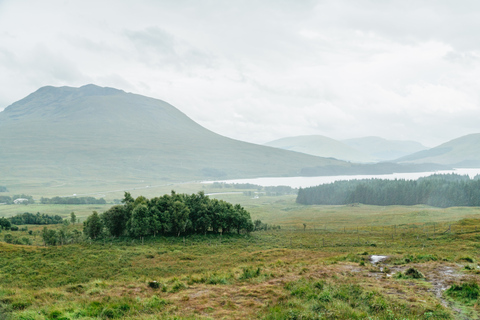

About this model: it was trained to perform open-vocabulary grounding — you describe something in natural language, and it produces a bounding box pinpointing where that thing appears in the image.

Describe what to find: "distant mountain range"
[265,135,376,163]
[343,137,428,162]
[0,85,350,186]
[1,84,474,190]
[395,133,480,166]
[265,135,428,163]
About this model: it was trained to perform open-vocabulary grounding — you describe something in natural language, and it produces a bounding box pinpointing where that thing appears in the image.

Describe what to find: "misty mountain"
[0,85,349,185]
[396,133,480,166]
[342,136,428,161]
[264,135,376,163]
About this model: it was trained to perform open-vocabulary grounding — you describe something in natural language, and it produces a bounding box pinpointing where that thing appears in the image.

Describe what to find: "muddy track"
[364,258,474,320]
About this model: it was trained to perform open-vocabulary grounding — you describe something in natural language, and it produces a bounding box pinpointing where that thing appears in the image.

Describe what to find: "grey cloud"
[124,27,215,70]
[309,0,480,51]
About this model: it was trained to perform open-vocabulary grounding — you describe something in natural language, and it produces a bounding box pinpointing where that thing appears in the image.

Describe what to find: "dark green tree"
[70,212,76,224]
[83,211,103,239]
[101,205,127,237]
[129,204,151,237]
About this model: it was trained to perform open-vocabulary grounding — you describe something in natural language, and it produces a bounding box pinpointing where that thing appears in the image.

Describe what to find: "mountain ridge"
[0,84,348,186]
[395,133,480,166]
[265,135,376,163]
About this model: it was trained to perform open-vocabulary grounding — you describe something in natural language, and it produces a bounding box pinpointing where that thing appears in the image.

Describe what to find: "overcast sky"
[1,0,480,147]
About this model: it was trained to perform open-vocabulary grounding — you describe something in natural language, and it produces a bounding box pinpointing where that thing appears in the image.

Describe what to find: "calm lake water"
[204,168,480,189]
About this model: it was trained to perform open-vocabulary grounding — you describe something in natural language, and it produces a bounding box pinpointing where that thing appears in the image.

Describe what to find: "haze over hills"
[265,135,428,163]
[264,135,376,163]
[0,85,349,187]
[396,133,480,166]
[342,137,428,162]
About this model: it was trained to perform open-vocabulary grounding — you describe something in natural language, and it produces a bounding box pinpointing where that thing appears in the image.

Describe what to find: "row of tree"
[296,174,480,208]
[40,196,106,205]
[84,191,255,239]
[8,212,64,225]
[210,182,297,196]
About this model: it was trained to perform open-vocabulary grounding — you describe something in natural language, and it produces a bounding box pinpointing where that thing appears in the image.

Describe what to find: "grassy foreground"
[2,193,480,319]
[1,217,480,319]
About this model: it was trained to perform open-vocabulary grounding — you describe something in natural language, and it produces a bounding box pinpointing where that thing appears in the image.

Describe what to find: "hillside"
[342,136,428,161]
[0,85,348,187]
[396,133,480,166]
[264,135,376,163]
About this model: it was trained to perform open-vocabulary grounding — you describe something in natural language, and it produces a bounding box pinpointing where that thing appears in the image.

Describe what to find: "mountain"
[396,133,480,166]
[264,135,376,163]
[0,85,349,186]
[342,136,428,161]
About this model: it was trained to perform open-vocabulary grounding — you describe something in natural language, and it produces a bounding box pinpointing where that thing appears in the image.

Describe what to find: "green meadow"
[1,186,480,319]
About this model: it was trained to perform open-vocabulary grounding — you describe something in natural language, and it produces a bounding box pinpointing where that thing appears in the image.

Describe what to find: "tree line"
[84,191,255,239]
[296,174,480,208]
[210,182,297,196]
[8,212,64,225]
[40,196,106,205]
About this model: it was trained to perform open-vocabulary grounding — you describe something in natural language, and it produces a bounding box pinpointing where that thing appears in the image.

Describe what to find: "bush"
[396,267,424,279]
[170,280,187,293]
[445,282,480,305]
[458,256,475,263]
[239,266,261,280]
[4,233,13,243]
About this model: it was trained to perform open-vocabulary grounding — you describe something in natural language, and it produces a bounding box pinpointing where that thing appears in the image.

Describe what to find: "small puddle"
[370,255,388,265]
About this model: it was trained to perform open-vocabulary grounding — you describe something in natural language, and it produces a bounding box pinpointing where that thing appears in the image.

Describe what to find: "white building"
[13,198,29,204]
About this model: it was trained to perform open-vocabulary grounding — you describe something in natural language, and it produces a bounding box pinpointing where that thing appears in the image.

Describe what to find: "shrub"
[4,233,13,243]
[445,282,480,305]
[239,266,261,280]
[148,281,160,289]
[396,267,424,279]
[170,280,187,293]
[458,256,475,263]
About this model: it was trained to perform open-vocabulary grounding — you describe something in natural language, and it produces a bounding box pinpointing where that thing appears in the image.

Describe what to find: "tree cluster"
[8,212,64,225]
[40,196,106,205]
[84,191,254,239]
[3,233,31,245]
[0,186,7,192]
[296,174,480,208]
[41,226,82,246]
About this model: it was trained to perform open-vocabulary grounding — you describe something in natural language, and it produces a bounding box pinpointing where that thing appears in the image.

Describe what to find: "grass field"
[2,190,480,319]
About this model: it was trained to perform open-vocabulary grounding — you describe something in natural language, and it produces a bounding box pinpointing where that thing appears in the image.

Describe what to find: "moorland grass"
[2,195,480,319]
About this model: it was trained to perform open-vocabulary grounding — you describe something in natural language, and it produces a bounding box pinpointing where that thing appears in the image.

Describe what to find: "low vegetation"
[1,189,480,319]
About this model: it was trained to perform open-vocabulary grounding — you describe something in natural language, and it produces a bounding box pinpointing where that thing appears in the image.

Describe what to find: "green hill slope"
[265,135,376,163]
[342,136,428,161]
[0,85,348,187]
[396,133,480,166]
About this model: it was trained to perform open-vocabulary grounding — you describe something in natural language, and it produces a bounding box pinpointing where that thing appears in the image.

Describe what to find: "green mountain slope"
[0,85,348,186]
[342,136,428,161]
[396,133,480,166]
[265,135,376,163]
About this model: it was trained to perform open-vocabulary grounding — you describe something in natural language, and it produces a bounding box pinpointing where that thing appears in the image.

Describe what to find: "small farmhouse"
[13,198,29,204]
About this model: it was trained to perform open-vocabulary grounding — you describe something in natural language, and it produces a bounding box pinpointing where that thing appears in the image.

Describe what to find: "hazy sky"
[1,0,480,147]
